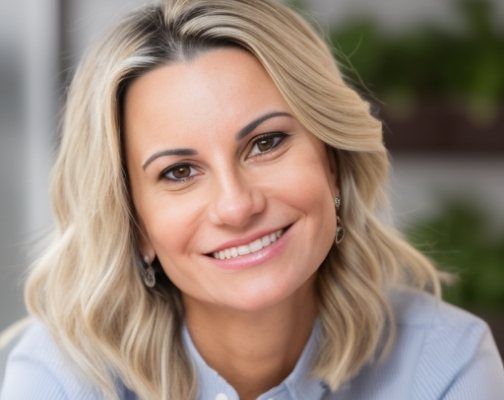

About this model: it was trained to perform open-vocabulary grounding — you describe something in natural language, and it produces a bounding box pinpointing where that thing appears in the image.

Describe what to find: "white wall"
[0,0,60,381]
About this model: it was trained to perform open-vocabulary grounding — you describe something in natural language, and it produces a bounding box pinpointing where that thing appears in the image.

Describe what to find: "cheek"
[283,154,337,250]
[139,192,201,257]
[273,150,335,209]
[270,156,336,251]
[142,200,203,289]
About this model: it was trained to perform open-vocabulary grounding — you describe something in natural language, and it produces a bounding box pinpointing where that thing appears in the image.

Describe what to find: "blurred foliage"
[328,0,504,118]
[406,198,504,312]
[284,0,307,10]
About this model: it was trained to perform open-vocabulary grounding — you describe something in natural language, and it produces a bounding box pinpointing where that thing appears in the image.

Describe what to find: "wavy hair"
[15,0,445,398]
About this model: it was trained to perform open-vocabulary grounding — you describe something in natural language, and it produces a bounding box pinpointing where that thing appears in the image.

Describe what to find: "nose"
[208,168,266,228]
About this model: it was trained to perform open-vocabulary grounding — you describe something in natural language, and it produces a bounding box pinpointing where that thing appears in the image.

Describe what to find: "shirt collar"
[182,318,329,400]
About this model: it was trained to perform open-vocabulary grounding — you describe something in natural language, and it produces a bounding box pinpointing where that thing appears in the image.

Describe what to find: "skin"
[124,47,339,399]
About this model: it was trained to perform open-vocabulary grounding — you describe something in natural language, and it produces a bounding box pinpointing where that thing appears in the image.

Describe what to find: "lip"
[205,223,293,271]
[205,224,292,254]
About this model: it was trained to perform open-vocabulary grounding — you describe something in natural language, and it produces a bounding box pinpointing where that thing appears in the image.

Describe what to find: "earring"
[334,196,345,244]
[336,216,345,244]
[334,196,341,210]
[141,255,156,288]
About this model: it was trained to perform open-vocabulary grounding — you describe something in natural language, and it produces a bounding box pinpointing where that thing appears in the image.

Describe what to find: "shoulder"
[387,286,504,399]
[1,320,99,399]
[332,286,504,399]
[387,286,497,357]
[388,284,487,328]
[1,319,134,400]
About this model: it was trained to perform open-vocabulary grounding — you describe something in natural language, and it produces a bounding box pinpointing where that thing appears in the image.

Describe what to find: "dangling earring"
[140,255,156,288]
[336,216,345,244]
[334,196,341,210]
[334,196,345,244]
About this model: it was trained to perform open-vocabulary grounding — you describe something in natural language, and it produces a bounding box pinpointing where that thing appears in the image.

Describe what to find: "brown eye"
[248,132,288,158]
[172,165,190,179]
[161,163,198,183]
[257,137,275,152]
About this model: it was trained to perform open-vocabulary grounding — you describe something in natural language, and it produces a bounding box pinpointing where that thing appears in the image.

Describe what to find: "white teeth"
[212,228,285,260]
[261,235,271,247]
[237,245,250,256]
[249,239,263,252]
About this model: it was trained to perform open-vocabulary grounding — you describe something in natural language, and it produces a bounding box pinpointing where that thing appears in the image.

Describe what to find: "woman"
[1,0,503,399]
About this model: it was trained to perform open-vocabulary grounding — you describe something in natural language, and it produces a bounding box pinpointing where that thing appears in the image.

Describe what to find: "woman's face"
[124,47,338,312]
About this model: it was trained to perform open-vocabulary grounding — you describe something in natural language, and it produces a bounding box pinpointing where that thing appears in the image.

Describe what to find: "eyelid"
[159,162,200,183]
[247,131,288,158]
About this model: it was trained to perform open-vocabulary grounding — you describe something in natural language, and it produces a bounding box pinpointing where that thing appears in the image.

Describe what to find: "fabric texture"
[1,286,503,399]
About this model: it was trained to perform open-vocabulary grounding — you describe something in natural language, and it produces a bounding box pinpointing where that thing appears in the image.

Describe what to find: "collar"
[182,318,329,400]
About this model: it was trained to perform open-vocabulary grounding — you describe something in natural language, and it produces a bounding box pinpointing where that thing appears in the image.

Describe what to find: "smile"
[212,228,285,260]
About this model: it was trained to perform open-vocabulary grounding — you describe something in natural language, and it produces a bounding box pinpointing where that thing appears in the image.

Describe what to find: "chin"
[220,278,302,313]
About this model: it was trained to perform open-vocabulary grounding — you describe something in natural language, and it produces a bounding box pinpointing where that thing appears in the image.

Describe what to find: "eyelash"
[248,132,287,157]
[160,164,198,184]
[160,132,288,184]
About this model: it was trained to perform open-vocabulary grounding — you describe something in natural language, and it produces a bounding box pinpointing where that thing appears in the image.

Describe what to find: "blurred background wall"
[1,0,503,380]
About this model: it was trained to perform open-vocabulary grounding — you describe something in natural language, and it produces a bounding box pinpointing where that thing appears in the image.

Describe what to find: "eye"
[248,132,288,158]
[160,163,199,183]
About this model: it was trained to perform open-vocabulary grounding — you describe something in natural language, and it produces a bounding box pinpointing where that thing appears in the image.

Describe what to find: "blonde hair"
[13,0,445,398]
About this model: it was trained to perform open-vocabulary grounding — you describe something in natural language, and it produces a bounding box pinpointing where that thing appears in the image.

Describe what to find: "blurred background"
[1,0,503,380]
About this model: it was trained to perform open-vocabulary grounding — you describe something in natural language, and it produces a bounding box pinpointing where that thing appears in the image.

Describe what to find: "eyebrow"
[142,148,197,170]
[142,111,292,171]
[235,111,292,140]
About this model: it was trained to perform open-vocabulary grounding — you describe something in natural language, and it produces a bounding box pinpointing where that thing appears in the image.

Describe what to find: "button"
[215,393,229,400]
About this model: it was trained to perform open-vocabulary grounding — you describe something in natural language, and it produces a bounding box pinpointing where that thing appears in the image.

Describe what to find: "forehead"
[123,47,290,144]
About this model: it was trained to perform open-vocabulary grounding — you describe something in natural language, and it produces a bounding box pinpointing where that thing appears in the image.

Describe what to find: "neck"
[183,275,318,400]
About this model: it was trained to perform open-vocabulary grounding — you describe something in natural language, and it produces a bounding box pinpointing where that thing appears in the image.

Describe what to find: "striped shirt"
[2,286,504,399]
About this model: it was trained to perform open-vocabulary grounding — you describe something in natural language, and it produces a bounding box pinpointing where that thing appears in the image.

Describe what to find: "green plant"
[406,197,504,312]
[329,0,504,119]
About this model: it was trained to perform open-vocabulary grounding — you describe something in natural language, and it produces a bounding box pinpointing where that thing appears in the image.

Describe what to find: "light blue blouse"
[2,286,504,399]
